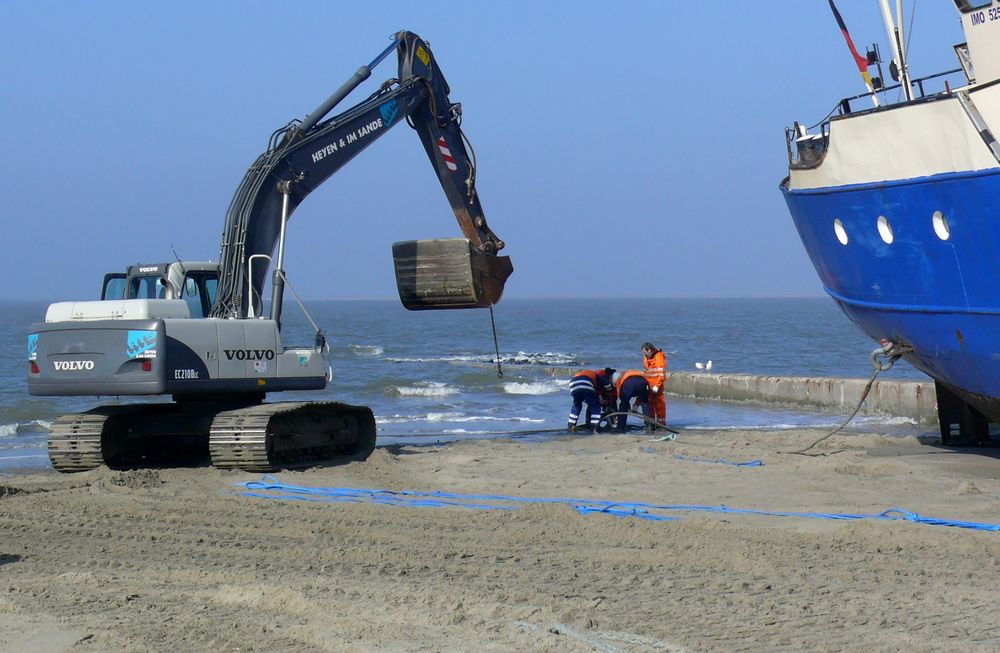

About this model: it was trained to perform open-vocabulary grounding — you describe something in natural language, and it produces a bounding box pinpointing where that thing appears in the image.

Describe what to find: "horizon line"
[0,294,830,304]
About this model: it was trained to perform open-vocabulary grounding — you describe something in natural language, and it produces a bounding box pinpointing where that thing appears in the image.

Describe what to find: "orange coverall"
[643,349,667,424]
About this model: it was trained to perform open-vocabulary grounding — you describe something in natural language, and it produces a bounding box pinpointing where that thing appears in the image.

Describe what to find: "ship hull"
[781,167,1000,423]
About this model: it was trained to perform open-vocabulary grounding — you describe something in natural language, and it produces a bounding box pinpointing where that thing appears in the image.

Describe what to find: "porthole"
[877,215,894,244]
[833,219,848,245]
[933,210,950,240]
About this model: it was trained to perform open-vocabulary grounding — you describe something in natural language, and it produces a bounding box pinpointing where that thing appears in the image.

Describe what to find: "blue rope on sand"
[672,454,764,467]
[237,476,1000,532]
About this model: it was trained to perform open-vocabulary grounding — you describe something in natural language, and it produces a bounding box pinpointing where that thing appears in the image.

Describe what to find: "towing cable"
[488,305,503,379]
[791,339,914,456]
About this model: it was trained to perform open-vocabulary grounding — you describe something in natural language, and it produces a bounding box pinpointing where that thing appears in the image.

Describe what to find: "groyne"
[666,371,937,425]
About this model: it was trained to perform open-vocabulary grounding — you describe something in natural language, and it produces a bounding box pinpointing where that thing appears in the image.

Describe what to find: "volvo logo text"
[224,349,275,361]
[54,360,95,371]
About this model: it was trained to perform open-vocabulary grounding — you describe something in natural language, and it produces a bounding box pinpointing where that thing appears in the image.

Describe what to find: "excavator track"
[47,401,375,473]
[209,401,376,472]
[48,411,111,472]
[48,404,203,472]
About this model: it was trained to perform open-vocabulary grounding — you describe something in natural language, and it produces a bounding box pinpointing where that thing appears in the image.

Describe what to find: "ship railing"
[835,67,964,116]
[785,66,964,169]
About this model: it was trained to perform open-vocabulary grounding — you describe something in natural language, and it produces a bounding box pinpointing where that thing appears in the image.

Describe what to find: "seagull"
[695,360,713,371]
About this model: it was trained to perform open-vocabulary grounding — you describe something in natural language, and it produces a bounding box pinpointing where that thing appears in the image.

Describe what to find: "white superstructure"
[959,0,1000,83]
[786,0,1000,191]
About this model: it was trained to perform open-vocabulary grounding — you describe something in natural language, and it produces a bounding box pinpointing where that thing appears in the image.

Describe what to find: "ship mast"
[878,0,914,102]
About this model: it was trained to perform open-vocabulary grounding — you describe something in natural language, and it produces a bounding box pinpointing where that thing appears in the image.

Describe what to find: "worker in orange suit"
[642,342,667,429]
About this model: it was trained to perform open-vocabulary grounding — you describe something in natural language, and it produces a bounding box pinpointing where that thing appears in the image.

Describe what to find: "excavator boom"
[212,31,512,320]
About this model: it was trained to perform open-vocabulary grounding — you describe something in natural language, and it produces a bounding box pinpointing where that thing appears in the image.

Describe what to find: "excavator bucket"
[392,238,513,310]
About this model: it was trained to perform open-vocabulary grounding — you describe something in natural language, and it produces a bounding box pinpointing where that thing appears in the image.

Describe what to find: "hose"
[597,411,679,435]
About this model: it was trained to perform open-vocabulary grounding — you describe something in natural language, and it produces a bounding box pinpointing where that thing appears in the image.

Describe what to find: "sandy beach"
[2,428,1000,652]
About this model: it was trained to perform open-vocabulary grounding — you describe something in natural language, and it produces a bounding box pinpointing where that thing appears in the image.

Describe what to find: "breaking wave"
[0,420,51,438]
[385,351,578,366]
[502,380,569,395]
[347,344,383,357]
[426,411,464,422]
[390,382,460,398]
[502,351,580,366]
[386,354,485,364]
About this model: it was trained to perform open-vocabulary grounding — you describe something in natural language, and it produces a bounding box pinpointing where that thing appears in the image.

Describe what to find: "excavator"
[26,31,513,472]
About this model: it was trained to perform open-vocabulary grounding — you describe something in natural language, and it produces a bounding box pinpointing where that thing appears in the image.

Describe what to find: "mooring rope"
[790,339,914,456]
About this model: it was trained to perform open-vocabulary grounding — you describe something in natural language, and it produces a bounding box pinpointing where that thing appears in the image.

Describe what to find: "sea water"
[0,297,929,470]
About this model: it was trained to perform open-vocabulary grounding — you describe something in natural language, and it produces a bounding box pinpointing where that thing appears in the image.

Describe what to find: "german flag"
[828,0,877,94]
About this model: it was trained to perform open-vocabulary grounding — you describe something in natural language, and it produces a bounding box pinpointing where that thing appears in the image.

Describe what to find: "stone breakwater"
[520,365,936,424]
[667,371,936,424]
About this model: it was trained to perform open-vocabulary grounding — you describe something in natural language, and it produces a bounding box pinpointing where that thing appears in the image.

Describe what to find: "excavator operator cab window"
[181,273,219,318]
[101,273,127,300]
[128,276,169,300]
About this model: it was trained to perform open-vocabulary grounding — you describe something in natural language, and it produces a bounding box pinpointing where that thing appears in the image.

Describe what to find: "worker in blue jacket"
[567,367,615,431]
[613,370,652,432]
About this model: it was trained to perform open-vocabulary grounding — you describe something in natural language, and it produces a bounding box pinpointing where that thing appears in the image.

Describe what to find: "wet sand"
[2,428,1000,652]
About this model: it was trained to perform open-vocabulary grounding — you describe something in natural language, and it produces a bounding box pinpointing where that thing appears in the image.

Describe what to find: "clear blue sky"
[0,1,966,301]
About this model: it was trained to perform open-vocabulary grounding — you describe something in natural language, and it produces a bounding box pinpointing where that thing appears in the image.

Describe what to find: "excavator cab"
[99,262,220,317]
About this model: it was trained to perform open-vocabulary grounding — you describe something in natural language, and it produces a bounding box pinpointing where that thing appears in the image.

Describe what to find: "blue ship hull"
[781,167,1000,422]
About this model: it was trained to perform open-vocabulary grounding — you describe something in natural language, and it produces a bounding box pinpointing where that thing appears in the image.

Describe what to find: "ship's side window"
[933,211,951,240]
[834,219,848,245]
[877,216,894,245]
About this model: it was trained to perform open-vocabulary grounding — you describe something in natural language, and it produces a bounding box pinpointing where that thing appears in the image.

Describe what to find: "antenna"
[170,245,187,276]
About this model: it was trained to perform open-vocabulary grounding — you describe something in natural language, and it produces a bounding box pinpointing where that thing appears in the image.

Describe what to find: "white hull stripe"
[437,137,458,172]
